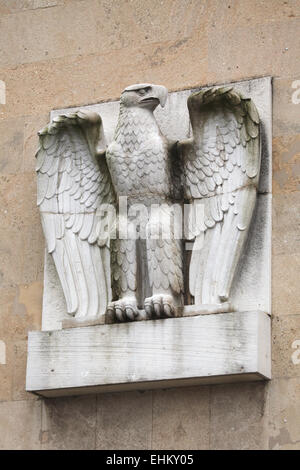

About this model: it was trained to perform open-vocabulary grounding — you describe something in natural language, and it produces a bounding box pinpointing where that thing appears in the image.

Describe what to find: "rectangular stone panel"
[44,77,272,331]
[26,310,271,397]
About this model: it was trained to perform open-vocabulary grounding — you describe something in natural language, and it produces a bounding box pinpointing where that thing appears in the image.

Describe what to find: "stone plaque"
[26,77,272,396]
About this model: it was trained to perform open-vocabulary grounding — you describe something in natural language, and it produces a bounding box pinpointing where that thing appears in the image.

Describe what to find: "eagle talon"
[107,298,138,322]
[163,302,173,317]
[144,294,176,319]
[144,299,153,319]
[114,302,124,322]
[125,304,138,321]
[162,294,175,317]
[153,299,162,318]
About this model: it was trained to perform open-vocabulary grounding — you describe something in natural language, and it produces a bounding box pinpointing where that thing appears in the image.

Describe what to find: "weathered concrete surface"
[0,0,300,450]
[268,377,300,450]
[41,395,97,450]
[26,311,271,395]
[210,381,269,450]
[96,391,152,450]
[0,400,41,450]
[152,386,210,450]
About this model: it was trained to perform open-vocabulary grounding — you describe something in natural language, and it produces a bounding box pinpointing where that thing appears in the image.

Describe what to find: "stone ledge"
[26,310,271,397]
[62,302,233,329]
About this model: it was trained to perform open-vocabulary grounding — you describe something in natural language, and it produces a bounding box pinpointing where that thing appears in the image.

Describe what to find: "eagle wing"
[36,110,115,319]
[179,86,261,304]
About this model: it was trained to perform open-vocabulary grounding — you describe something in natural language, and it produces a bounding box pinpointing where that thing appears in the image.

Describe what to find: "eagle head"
[120,83,168,110]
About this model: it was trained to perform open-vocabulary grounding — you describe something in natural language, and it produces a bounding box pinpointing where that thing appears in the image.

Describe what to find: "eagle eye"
[138,86,151,96]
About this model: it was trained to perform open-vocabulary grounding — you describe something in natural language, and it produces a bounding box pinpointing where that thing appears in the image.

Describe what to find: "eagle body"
[105,84,184,321]
[106,106,172,204]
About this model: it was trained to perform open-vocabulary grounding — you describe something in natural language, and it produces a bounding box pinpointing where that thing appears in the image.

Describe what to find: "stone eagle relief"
[36,83,261,324]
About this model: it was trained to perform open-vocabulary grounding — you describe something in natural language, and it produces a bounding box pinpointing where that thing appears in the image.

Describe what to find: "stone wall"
[0,0,299,450]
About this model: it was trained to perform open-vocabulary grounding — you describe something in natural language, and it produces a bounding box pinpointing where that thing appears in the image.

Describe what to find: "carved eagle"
[36,83,260,322]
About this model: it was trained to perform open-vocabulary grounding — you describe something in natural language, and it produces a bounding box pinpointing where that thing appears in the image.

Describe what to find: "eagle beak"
[153,85,168,108]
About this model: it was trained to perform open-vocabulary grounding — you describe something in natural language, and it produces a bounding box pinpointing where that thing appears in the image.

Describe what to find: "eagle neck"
[115,105,160,148]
